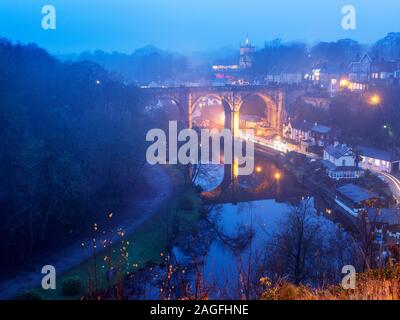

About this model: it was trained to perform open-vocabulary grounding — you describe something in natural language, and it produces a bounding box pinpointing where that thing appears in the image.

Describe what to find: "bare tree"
[264,199,326,285]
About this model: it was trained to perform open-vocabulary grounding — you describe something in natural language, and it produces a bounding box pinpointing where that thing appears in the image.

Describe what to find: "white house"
[284,120,313,143]
[357,146,400,173]
[322,143,363,180]
[349,54,372,87]
[284,120,333,149]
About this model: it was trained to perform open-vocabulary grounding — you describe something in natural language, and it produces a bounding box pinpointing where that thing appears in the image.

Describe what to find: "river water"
[129,158,360,300]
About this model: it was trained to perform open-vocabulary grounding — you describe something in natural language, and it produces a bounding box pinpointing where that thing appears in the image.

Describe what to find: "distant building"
[265,72,303,85]
[211,64,239,84]
[311,124,333,147]
[239,115,265,129]
[348,54,372,90]
[307,64,348,97]
[370,59,400,86]
[210,36,255,81]
[284,120,333,148]
[335,183,379,216]
[284,119,313,143]
[367,208,400,243]
[356,146,400,173]
[322,143,363,180]
[346,55,400,90]
[239,36,255,69]
[301,94,330,110]
[319,66,348,96]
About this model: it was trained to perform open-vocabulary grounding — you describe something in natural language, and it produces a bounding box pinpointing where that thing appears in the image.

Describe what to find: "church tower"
[239,35,255,69]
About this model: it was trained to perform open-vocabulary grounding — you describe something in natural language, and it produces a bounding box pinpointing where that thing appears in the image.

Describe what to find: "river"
[128,158,360,300]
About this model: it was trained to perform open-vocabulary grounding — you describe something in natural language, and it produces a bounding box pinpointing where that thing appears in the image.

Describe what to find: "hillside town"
[194,35,400,263]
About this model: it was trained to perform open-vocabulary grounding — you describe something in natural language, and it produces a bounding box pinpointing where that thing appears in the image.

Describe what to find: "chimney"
[334,141,339,147]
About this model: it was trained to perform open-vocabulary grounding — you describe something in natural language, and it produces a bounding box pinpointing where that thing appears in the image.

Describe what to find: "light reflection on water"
[193,164,224,192]
[181,199,291,298]
[132,159,356,300]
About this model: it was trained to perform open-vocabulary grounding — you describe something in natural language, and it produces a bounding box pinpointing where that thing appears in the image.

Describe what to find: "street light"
[274,172,281,181]
[256,166,262,173]
[369,94,381,106]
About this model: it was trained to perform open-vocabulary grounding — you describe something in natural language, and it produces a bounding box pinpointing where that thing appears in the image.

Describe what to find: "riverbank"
[2,165,202,300]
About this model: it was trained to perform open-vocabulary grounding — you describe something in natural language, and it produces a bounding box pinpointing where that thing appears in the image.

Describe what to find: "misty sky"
[0,0,399,54]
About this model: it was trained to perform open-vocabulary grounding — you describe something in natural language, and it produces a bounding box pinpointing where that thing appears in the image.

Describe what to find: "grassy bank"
[22,167,202,300]
[261,265,400,300]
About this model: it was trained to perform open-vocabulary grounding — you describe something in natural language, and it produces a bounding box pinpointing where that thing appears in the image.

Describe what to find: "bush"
[180,195,194,211]
[17,290,43,300]
[61,276,81,296]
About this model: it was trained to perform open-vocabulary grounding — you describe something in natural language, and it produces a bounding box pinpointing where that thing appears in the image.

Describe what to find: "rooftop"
[325,144,352,159]
[371,60,400,73]
[289,119,314,132]
[312,125,331,134]
[356,145,399,162]
[337,183,378,203]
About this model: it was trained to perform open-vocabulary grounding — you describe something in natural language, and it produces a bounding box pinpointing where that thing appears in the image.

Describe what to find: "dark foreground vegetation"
[0,39,151,271]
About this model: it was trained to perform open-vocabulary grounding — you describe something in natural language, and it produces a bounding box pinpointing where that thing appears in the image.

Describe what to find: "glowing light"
[220,113,225,125]
[274,172,281,180]
[256,166,262,173]
[369,94,381,105]
[233,157,239,178]
[339,79,350,88]
[212,65,239,70]
[233,112,239,131]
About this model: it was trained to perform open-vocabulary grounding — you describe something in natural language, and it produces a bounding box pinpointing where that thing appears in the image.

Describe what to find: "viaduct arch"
[143,85,287,202]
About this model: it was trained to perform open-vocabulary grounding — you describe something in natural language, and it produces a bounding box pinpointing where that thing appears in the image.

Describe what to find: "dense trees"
[371,32,400,60]
[0,39,149,270]
[294,88,400,152]
[69,46,191,85]
[310,39,361,68]
[251,39,309,74]
[64,34,399,89]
